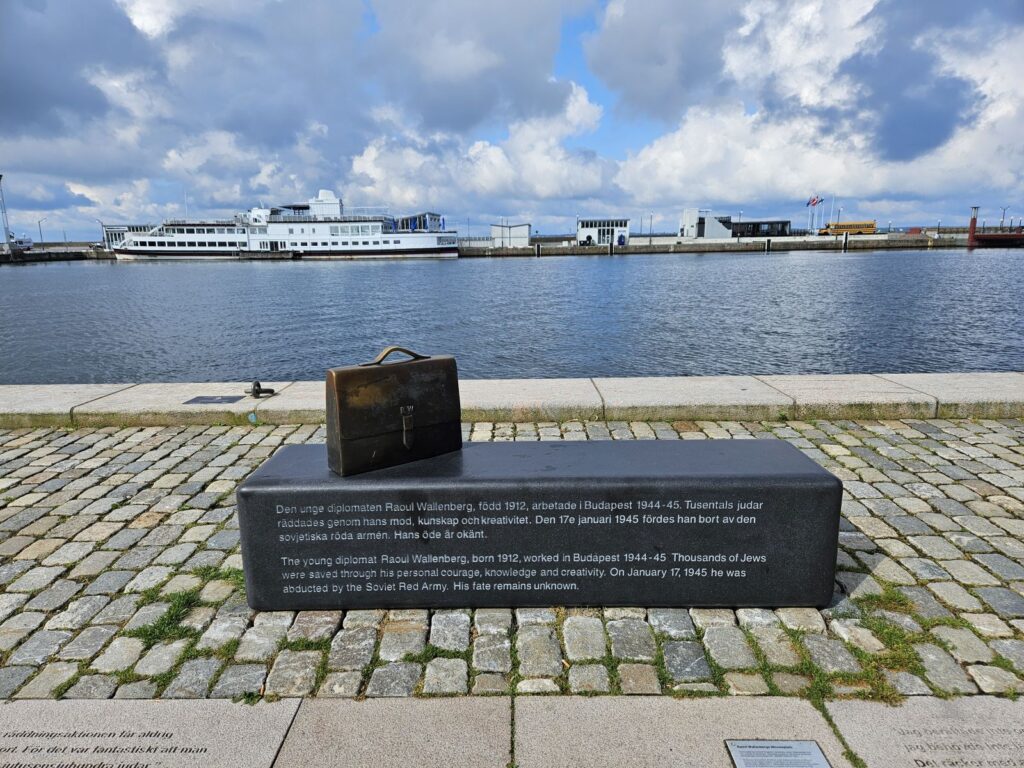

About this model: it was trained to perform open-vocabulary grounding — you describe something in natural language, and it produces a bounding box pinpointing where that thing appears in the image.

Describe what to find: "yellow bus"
[818,220,877,235]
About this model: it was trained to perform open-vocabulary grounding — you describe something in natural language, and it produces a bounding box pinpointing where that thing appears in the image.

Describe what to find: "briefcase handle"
[361,346,430,366]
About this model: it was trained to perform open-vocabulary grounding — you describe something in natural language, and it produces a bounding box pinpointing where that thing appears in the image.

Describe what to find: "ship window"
[341,241,348,246]
[331,241,338,246]
[330,227,339,235]
[187,241,196,247]
[288,228,294,235]
[383,240,389,244]
[300,228,305,234]
[218,242,226,247]
[301,242,307,247]
[360,225,370,235]
[373,241,379,245]
[394,239,401,244]
[186,228,195,234]
[362,240,369,245]
[215,228,223,234]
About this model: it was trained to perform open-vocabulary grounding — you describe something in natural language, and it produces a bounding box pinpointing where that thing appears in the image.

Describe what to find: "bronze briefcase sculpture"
[326,346,462,476]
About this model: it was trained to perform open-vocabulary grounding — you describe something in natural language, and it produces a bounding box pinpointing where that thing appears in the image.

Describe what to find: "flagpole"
[829,194,835,226]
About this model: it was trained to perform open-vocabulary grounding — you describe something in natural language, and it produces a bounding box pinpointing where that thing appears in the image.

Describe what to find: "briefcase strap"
[360,346,430,366]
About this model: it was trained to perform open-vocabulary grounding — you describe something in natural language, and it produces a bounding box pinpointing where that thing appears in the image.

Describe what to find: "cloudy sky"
[2,0,1023,240]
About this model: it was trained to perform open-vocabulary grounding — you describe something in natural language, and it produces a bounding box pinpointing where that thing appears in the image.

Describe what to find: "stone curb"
[0,371,1021,427]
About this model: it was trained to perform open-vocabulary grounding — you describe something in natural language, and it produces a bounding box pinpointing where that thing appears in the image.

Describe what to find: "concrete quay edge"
[0,371,1021,427]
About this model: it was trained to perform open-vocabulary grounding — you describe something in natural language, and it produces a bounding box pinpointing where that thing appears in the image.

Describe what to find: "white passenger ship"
[108,190,458,260]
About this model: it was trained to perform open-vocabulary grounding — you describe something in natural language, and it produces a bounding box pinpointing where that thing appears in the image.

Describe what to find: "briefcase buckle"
[401,405,415,449]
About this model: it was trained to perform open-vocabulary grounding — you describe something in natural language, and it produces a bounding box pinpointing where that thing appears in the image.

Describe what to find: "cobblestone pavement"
[1,419,1023,702]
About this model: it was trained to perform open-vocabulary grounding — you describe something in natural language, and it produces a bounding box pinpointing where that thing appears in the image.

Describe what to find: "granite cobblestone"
[1,419,1023,701]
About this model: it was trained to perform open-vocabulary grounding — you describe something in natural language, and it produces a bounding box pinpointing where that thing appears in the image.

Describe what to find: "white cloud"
[723,0,881,109]
[584,0,743,119]
[114,0,258,38]
[617,24,1024,210]
[115,0,203,38]
[345,82,607,210]
[616,104,873,205]
[416,35,502,82]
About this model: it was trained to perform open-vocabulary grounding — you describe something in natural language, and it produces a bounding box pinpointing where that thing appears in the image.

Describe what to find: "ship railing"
[162,219,241,227]
[267,214,395,223]
[346,207,390,216]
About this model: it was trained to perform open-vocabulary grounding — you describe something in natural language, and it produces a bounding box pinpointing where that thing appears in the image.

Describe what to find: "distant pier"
[0,232,972,265]
[458,233,966,258]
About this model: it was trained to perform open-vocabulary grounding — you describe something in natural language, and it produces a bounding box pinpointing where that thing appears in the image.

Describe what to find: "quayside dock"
[2,232,971,264]
[0,372,1023,766]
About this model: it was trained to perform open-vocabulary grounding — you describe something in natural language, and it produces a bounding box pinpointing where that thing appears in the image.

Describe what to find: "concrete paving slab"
[594,376,793,421]
[73,382,289,426]
[460,378,604,421]
[0,384,133,427]
[0,699,299,766]
[515,697,852,768]
[877,372,1024,418]
[253,381,323,424]
[828,696,1024,768]
[757,374,937,418]
[252,378,606,423]
[274,698,510,768]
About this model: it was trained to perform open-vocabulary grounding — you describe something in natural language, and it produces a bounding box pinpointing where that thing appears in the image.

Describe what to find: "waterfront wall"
[459,235,964,258]
[0,248,113,265]
[1,235,968,265]
[1,372,1021,428]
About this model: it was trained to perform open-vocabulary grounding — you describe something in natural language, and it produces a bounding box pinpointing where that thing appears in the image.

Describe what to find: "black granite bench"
[236,440,842,611]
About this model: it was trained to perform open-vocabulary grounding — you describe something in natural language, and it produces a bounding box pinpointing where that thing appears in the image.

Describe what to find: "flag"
[806,197,813,206]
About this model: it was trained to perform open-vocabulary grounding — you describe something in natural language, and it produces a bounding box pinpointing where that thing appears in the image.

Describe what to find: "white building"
[490,223,531,248]
[577,218,630,246]
[680,209,732,239]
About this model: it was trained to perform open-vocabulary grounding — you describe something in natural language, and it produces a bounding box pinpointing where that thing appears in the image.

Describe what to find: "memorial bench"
[237,440,841,611]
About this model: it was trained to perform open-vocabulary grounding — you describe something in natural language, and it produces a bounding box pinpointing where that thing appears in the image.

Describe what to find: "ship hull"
[114,246,459,261]
[970,234,1024,249]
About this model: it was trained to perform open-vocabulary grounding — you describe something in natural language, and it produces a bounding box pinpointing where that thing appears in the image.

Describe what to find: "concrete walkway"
[1,695,1023,766]
[2,416,1024,766]
[1,371,1023,426]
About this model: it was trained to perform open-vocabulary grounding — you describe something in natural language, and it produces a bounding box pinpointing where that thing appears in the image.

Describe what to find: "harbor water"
[1,249,1022,384]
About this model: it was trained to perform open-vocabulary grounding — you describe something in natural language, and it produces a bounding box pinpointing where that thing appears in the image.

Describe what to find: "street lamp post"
[1000,206,1009,229]
[37,217,47,246]
[937,219,941,237]
[888,220,892,233]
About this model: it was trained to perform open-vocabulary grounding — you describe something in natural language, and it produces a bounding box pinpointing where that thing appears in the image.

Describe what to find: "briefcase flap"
[327,347,460,442]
